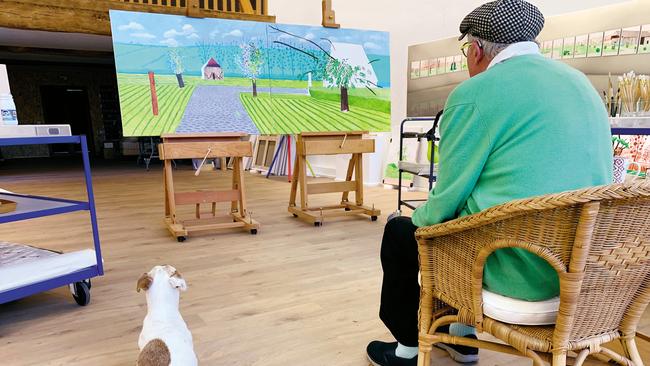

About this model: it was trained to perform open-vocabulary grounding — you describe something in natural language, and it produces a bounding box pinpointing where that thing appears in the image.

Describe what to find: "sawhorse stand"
[159,133,260,242]
[288,131,381,226]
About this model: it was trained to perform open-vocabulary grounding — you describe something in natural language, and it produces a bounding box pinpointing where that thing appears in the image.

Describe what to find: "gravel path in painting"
[175,85,307,134]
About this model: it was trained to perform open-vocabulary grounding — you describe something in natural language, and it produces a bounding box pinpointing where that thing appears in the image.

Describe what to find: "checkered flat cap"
[459,0,545,43]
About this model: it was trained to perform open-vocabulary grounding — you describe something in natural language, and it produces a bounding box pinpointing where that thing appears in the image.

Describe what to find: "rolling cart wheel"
[293,214,298,218]
[344,207,351,211]
[371,216,378,221]
[83,279,92,289]
[177,236,187,243]
[71,281,90,306]
[314,222,322,227]
[250,229,258,235]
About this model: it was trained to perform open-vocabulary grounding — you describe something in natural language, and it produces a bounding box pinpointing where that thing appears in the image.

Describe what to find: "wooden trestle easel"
[159,133,260,242]
[288,131,381,226]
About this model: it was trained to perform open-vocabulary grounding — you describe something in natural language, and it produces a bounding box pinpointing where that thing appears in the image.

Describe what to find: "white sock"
[395,343,418,359]
[449,323,476,337]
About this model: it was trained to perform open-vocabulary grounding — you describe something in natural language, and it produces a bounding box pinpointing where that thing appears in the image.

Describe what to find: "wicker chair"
[416,182,650,366]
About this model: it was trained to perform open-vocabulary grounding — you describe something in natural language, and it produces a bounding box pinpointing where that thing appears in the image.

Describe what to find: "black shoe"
[366,341,417,366]
[434,325,479,363]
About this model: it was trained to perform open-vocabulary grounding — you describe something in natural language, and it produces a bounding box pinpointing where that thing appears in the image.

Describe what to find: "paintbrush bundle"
[641,75,650,112]
[616,71,649,114]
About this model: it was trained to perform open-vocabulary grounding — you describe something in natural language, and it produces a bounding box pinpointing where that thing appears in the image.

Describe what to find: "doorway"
[40,86,94,154]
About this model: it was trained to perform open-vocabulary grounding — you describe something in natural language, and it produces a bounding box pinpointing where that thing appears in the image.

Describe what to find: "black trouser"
[379,216,420,347]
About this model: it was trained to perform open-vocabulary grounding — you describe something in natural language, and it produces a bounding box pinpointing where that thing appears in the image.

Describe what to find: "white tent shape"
[323,42,378,88]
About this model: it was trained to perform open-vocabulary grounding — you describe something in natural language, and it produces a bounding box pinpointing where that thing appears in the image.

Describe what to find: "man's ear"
[168,271,187,292]
[471,41,484,63]
[137,273,153,293]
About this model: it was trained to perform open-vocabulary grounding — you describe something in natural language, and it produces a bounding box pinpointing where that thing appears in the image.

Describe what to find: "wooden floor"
[0,161,648,366]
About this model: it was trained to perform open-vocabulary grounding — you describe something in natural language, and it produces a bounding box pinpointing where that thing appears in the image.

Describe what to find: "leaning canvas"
[109,10,391,136]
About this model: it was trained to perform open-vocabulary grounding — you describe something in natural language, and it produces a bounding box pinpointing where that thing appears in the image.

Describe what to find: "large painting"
[109,10,391,136]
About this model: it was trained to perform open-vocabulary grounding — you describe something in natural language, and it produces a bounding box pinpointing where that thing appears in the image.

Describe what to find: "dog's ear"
[168,270,187,292]
[137,273,153,293]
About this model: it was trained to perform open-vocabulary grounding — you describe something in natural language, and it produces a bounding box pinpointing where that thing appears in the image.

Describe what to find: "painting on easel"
[109,10,391,136]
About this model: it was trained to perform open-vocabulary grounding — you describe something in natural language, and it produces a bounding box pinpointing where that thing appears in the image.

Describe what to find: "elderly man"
[367,1,613,365]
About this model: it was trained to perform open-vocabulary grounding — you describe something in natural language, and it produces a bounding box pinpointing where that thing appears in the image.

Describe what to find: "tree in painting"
[269,25,379,112]
[322,57,372,112]
[167,48,185,88]
[238,41,264,97]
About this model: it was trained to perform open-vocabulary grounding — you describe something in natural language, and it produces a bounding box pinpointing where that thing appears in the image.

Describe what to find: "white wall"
[269,0,632,178]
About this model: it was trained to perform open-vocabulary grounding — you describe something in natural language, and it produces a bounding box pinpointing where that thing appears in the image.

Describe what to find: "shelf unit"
[0,135,103,306]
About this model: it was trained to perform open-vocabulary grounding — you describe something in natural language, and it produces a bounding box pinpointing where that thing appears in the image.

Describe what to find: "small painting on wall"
[410,61,421,79]
[574,35,588,58]
[562,37,575,59]
[540,40,553,58]
[603,29,621,56]
[640,24,650,54]
[436,57,446,74]
[461,56,468,71]
[587,32,604,57]
[452,55,462,72]
[619,26,641,55]
[551,39,563,59]
[445,56,456,73]
[419,59,430,78]
[428,59,437,76]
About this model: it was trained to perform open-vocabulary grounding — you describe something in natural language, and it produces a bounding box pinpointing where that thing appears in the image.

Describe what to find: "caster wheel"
[293,214,298,218]
[344,207,351,211]
[371,216,378,222]
[83,279,92,289]
[177,236,187,243]
[71,281,90,306]
[314,222,322,227]
[250,229,258,235]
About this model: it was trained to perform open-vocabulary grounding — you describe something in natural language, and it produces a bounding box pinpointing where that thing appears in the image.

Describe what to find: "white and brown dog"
[136,265,198,366]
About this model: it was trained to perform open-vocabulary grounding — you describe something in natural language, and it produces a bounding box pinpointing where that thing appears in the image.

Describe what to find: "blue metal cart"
[0,135,103,306]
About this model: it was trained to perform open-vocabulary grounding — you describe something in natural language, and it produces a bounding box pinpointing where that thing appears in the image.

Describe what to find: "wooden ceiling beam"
[0,0,275,36]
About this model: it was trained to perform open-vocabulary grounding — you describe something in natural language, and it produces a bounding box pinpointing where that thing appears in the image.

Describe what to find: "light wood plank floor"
[0,161,648,365]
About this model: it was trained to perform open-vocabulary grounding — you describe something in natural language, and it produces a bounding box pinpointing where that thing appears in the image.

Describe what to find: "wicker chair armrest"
[415,182,650,240]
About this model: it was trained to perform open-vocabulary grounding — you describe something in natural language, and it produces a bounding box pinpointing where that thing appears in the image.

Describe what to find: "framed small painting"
[619,26,641,55]
[573,35,588,58]
[587,32,604,57]
[603,29,621,56]
[410,61,421,79]
[551,39,563,59]
[640,24,650,54]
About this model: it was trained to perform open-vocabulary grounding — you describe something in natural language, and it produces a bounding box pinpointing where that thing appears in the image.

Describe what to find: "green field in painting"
[240,93,391,134]
[117,80,195,136]
[309,87,391,114]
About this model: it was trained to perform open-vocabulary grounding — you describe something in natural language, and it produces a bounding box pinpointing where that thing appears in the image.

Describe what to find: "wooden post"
[148,71,159,116]
[322,0,340,29]
[186,0,201,17]
[238,0,255,14]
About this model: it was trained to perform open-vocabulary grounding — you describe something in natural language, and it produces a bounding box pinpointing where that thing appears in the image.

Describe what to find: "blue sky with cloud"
[109,10,389,56]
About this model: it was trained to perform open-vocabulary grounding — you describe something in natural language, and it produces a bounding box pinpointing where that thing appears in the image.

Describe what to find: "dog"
[136,265,198,366]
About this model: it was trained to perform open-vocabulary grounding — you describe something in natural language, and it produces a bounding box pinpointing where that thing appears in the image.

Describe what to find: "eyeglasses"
[460,40,483,57]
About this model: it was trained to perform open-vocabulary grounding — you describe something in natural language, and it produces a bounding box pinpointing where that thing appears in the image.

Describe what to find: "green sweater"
[412,54,613,301]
